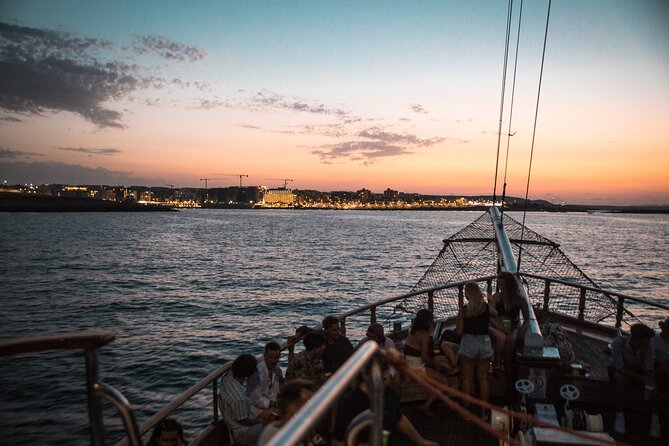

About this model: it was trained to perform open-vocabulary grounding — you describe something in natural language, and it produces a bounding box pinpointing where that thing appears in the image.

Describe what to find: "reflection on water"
[0,210,667,444]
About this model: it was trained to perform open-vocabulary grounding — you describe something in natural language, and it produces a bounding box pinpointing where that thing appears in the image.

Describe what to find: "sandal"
[418,406,435,417]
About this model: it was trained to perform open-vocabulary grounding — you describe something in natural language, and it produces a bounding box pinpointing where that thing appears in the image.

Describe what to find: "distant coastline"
[0,192,174,212]
[2,192,667,213]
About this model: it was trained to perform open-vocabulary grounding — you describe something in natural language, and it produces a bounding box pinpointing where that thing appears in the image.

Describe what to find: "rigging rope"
[518,0,552,271]
[492,0,514,205]
[500,0,525,217]
[383,350,629,446]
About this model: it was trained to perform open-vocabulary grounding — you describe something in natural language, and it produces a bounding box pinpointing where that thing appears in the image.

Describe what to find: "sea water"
[1,210,667,445]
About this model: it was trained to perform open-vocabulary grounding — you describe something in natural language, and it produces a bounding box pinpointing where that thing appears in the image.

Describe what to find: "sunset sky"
[1,0,667,204]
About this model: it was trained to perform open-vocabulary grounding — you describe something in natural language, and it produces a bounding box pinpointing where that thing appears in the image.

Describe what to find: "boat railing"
[115,335,309,446]
[117,273,665,444]
[519,272,669,328]
[0,330,142,446]
[267,340,385,446]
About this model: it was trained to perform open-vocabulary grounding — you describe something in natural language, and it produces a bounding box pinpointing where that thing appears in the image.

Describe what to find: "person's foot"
[613,411,625,434]
[649,414,661,438]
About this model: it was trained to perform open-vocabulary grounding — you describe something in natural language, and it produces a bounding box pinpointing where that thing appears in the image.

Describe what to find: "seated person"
[247,341,284,416]
[487,272,529,372]
[607,323,655,434]
[286,331,327,384]
[323,315,354,374]
[147,417,187,446]
[220,354,275,445]
[333,359,438,446]
[258,379,316,445]
[288,325,315,363]
[403,309,458,416]
[649,317,669,437]
[358,322,397,351]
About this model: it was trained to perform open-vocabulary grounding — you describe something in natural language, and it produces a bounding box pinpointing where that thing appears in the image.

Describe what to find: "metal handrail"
[0,330,142,446]
[339,275,498,319]
[96,383,142,446]
[115,335,307,446]
[266,341,384,446]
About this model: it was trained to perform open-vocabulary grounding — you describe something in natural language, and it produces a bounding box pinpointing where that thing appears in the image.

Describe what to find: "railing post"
[85,348,105,446]
[543,279,550,311]
[370,306,377,324]
[213,378,219,423]
[486,278,492,295]
[616,296,625,327]
[578,287,586,321]
[457,285,464,309]
[340,317,347,336]
[427,291,434,313]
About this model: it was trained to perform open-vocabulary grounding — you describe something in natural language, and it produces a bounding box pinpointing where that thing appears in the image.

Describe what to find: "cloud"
[0,116,22,122]
[0,160,153,185]
[133,35,207,63]
[0,148,43,158]
[310,126,454,163]
[0,22,207,128]
[358,126,445,147]
[410,104,428,114]
[57,147,122,156]
[312,141,411,164]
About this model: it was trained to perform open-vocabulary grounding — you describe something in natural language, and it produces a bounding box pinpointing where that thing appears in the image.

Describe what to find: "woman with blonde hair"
[456,281,495,417]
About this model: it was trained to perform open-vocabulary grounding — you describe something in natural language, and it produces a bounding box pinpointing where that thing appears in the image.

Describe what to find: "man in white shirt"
[247,342,284,416]
[220,354,274,445]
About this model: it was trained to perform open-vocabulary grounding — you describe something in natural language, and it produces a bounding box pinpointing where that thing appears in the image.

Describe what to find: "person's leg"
[440,341,459,370]
[505,329,519,371]
[489,327,506,371]
[476,357,491,419]
[460,357,475,408]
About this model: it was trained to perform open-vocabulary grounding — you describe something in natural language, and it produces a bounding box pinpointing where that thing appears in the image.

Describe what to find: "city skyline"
[1,1,668,205]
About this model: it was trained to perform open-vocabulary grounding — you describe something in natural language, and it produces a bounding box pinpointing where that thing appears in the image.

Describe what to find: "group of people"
[147,275,667,443]
[608,318,668,437]
[404,272,526,418]
[215,314,440,445]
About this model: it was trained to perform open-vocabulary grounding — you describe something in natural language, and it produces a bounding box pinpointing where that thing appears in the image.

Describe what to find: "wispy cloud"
[0,22,207,128]
[0,147,43,158]
[358,126,445,147]
[133,35,207,63]
[410,103,428,114]
[312,141,411,164]
[57,147,122,156]
[310,126,449,163]
[0,116,22,123]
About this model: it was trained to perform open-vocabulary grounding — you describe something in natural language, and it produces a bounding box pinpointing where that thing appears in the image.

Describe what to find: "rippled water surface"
[1,210,667,444]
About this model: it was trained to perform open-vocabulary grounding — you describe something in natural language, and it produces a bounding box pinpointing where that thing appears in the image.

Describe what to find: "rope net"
[399,211,618,324]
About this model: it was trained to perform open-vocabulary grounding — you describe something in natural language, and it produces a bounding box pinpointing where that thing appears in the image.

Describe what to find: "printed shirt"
[247,359,283,414]
[607,335,654,372]
[220,373,252,440]
[286,350,324,383]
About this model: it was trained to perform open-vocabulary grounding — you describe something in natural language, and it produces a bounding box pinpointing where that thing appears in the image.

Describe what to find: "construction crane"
[215,174,249,187]
[267,178,293,188]
[199,177,225,202]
